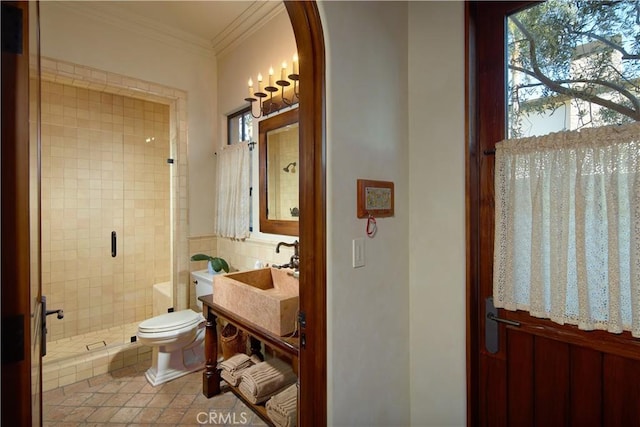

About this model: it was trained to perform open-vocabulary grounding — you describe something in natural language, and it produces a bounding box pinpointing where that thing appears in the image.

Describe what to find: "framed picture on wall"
[356,179,394,218]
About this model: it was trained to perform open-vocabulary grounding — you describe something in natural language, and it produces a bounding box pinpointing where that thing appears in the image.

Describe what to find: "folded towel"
[238,358,297,404]
[218,353,253,373]
[221,368,244,387]
[266,383,297,427]
[218,354,261,387]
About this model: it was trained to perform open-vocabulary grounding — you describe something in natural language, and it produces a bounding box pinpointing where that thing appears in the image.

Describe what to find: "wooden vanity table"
[198,294,299,425]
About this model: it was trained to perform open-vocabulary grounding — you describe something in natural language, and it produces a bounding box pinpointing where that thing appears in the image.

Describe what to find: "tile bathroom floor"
[43,360,268,426]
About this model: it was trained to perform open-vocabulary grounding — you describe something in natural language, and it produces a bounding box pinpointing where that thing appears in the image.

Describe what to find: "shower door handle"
[111,231,117,257]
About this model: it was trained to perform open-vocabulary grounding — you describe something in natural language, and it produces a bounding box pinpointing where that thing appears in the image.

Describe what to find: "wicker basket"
[220,323,246,360]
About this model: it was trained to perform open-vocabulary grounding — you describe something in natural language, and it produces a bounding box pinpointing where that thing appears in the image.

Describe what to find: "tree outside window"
[507,0,640,138]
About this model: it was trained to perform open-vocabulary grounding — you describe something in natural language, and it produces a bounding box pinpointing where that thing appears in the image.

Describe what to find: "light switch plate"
[352,238,365,268]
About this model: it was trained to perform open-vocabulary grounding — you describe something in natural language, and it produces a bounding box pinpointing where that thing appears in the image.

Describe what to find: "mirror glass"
[267,123,299,220]
[259,108,299,236]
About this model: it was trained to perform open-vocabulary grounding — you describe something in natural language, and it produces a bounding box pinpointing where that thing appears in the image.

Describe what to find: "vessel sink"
[213,267,299,336]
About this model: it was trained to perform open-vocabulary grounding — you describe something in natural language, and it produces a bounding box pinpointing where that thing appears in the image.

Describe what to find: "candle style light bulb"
[268,66,274,86]
[292,53,299,75]
[257,73,263,92]
[248,78,253,97]
[281,61,287,81]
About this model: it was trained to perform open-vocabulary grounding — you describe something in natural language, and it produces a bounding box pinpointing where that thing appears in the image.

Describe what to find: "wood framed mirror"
[259,108,299,236]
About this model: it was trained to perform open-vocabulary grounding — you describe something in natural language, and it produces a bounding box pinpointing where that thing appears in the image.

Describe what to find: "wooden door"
[1,1,43,425]
[467,2,640,426]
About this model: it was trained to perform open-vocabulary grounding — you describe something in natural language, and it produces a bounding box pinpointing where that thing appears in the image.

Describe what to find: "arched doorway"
[284,2,327,425]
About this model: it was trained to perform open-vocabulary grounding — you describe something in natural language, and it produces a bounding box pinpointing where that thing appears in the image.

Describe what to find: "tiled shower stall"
[38,58,190,391]
[41,81,171,341]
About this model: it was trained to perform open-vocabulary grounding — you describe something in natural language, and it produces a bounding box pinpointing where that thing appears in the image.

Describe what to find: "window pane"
[243,112,253,142]
[228,107,252,145]
[507,0,640,138]
[229,115,240,145]
[226,107,254,232]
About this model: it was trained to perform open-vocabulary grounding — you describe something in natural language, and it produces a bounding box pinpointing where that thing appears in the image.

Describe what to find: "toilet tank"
[191,269,214,310]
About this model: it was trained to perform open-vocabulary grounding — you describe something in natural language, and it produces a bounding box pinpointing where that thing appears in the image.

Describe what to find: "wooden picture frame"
[357,179,394,218]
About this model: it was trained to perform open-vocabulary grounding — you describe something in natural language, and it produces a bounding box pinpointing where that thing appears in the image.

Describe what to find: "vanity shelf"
[198,294,299,426]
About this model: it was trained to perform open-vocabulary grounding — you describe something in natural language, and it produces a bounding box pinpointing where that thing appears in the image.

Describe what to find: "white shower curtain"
[493,122,640,337]
[214,143,250,240]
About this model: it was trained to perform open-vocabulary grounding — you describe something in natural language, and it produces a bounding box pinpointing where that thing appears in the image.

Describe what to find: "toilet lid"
[138,309,202,333]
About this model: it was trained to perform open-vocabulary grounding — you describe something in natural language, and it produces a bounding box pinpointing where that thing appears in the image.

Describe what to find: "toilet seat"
[138,309,203,336]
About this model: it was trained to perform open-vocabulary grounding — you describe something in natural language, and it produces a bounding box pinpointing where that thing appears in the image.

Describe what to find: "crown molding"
[48,1,216,59]
[212,1,286,58]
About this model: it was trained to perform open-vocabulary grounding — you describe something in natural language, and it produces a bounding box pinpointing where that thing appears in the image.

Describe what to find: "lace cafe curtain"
[214,142,250,240]
[493,122,640,337]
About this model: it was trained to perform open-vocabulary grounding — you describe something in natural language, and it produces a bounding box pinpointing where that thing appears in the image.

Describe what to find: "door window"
[507,0,640,138]
[498,1,640,335]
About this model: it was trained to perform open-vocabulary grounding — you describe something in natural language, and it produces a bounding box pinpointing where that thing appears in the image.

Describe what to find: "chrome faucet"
[275,240,299,271]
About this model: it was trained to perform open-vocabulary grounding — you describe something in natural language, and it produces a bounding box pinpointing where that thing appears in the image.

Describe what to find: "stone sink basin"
[213,267,299,336]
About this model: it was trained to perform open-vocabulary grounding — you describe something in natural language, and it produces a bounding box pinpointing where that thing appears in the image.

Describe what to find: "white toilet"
[137,270,214,386]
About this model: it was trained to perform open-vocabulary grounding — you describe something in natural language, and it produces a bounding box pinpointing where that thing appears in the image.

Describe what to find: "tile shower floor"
[43,322,149,392]
[43,360,268,426]
[45,322,141,361]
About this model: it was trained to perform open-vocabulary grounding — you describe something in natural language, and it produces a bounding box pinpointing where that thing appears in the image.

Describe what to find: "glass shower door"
[39,84,126,366]
[40,78,172,383]
[121,98,172,331]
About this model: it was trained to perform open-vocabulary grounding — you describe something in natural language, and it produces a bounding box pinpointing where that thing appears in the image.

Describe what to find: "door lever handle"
[485,296,520,354]
[487,312,520,327]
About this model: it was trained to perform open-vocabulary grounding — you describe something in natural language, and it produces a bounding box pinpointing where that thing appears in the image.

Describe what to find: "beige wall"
[320,1,467,425]
[408,2,466,425]
[320,1,411,425]
[41,81,170,341]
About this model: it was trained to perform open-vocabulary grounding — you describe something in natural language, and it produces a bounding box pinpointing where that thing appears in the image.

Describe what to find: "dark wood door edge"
[465,2,535,426]
[284,2,327,426]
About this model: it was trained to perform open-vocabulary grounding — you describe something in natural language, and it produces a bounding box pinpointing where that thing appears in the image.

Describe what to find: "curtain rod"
[215,141,255,156]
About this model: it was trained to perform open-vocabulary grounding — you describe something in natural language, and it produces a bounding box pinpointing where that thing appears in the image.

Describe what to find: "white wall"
[319,2,411,425]
[408,2,466,425]
[216,8,298,242]
[320,1,466,425]
[39,2,218,236]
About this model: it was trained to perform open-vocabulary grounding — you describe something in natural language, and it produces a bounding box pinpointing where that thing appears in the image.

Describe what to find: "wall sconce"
[245,53,299,119]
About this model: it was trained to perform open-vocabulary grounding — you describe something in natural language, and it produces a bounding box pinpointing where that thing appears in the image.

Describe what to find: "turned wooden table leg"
[203,309,220,397]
